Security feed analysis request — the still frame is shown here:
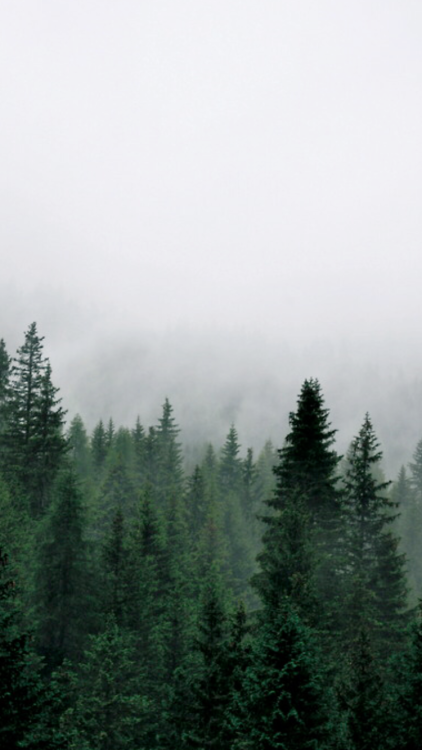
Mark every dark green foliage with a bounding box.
[2,323,67,516]
[340,629,389,750]
[273,378,341,522]
[0,549,64,749]
[91,419,108,473]
[395,606,422,750]
[58,618,147,750]
[101,508,130,625]
[0,337,10,434]
[67,414,92,483]
[34,468,91,669]
[342,414,408,659]
[152,399,184,510]
[253,488,316,619]
[220,425,243,494]
[168,577,248,750]
[258,380,342,634]
[236,598,329,750]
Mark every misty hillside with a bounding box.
[2,323,422,748]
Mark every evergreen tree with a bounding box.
[101,508,130,626]
[2,323,66,516]
[257,380,342,632]
[219,425,243,495]
[274,379,341,523]
[167,575,247,750]
[155,398,184,508]
[340,629,389,750]
[67,414,92,483]
[131,415,146,483]
[34,468,92,670]
[0,548,64,749]
[0,337,10,434]
[236,597,329,750]
[91,419,108,474]
[66,618,147,750]
[342,414,408,660]
[409,437,422,502]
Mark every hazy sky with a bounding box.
[2,2,422,463]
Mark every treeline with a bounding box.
[1,323,422,748]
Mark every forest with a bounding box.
[1,322,422,750]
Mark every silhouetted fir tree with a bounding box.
[155,398,184,508]
[67,414,92,483]
[91,419,108,474]
[219,425,243,495]
[144,426,158,486]
[254,440,277,508]
[0,337,10,435]
[30,362,68,513]
[342,414,408,661]
[274,379,341,522]
[241,447,258,518]
[2,323,66,516]
[259,380,342,634]
[0,549,64,749]
[131,415,146,483]
[105,417,115,451]
[34,468,92,670]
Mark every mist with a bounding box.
[2,1,422,476]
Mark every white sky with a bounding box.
[1,2,422,464]
[2,1,422,338]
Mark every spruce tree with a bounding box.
[237,597,329,750]
[154,398,184,509]
[67,618,147,750]
[0,548,64,749]
[341,414,408,660]
[34,468,92,670]
[257,379,342,631]
[2,324,67,516]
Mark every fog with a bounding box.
[2,2,422,474]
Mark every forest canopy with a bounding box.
[0,323,422,749]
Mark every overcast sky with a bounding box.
[2,2,422,462]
